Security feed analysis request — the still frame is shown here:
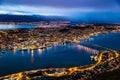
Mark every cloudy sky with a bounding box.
[0,0,120,23]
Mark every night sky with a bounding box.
[0,0,120,23]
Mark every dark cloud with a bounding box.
[1,0,120,23]
[2,0,120,9]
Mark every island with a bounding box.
[0,23,120,80]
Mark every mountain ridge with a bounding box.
[0,14,69,22]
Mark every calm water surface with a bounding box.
[0,24,33,29]
[0,25,120,76]
[0,43,96,76]
[87,32,120,50]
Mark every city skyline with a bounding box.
[0,1,120,79]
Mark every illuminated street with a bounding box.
[0,48,120,80]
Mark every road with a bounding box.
[0,50,119,79]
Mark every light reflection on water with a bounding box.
[12,45,97,64]
[0,43,95,76]
[18,44,91,62]
[38,49,43,55]
[1,27,120,76]
[0,24,15,29]
[77,45,99,54]
[31,52,34,63]
[0,24,33,29]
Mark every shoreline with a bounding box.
[0,25,120,79]
[0,50,119,79]
[0,29,120,52]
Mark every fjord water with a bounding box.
[0,25,120,76]
[0,24,33,29]
[87,32,120,50]
[0,43,96,76]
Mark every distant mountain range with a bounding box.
[0,14,69,22]
[0,14,119,25]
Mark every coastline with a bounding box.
[0,25,120,79]
[0,29,120,79]
[0,28,120,51]
[0,49,119,80]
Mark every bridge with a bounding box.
[81,42,112,50]
[76,42,114,54]
[77,44,99,54]
[0,43,119,79]
[73,41,114,56]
